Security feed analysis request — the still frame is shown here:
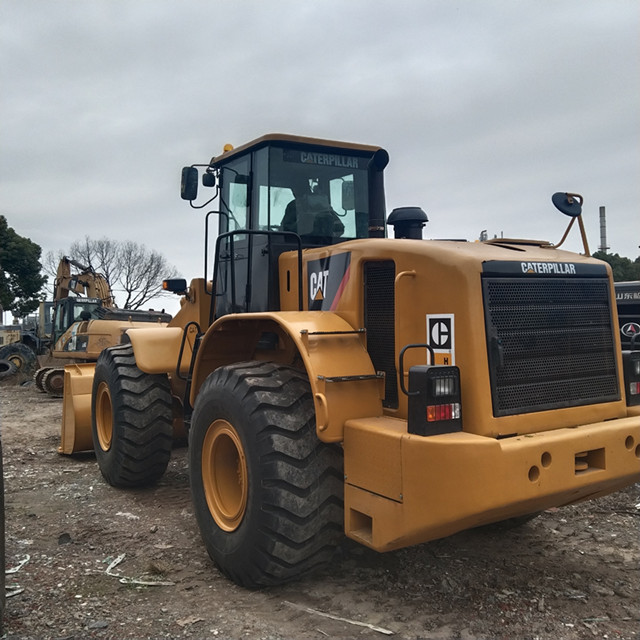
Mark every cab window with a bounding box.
[254,146,370,245]
[219,155,251,233]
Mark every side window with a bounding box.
[220,156,251,232]
[258,185,294,230]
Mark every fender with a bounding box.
[126,326,195,375]
[193,311,385,442]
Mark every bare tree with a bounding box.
[68,237,122,289]
[117,241,177,309]
[45,237,179,309]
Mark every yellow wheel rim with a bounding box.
[95,381,113,451]
[202,419,248,532]
[7,355,24,369]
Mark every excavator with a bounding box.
[34,257,170,395]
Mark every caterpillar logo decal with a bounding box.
[283,149,363,169]
[307,253,351,311]
[427,314,455,365]
[521,262,576,275]
[482,260,607,277]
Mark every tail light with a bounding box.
[407,365,463,436]
[622,350,640,406]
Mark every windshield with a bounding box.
[219,144,371,245]
[262,146,370,243]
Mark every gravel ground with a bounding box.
[1,382,639,640]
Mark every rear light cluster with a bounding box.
[427,403,461,422]
[622,351,640,406]
[407,365,463,436]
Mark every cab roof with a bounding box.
[209,133,385,167]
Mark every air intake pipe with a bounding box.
[387,206,428,239]
[367,149,390,238]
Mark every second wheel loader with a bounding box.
[35,257,171,397]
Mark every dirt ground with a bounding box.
[1,380,639,640]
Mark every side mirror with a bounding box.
[163,279,188,295]
[341,181,355,211]
[550,192,590,256]
[181,167,199,201]
[202,171,216,188]
[552,192,582,217]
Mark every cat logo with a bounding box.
[307,253,351,311]
[310,269,330,301]
[427,314,455,365]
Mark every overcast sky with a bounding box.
[1,1,638,312]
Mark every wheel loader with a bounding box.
[60,133,640,587]
[34,257,171,396]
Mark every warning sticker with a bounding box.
[426,314,455,365]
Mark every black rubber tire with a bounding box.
[42,368,65,397]
[34,367,53,392]
[189,361,344,587]
[0,359,18,380]
[92,344,173,488]
[0,343,37,373]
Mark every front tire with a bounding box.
[92,344,173,487]
[34,367,52,392]
[190,361,344,587]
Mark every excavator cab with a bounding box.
[51,297,102,345]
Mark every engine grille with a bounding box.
[483,277,620,416]
[364,261,397,408]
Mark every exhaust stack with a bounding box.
[599,206,609,253]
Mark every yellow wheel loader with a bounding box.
[61,134,640,587]
[35,257,171,397]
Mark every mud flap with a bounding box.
[58,363,96,454]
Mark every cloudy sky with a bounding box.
[1,1,638,311]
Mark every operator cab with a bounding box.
[52,297,102,344]
[181,134,389,317]
[216,137,386,247]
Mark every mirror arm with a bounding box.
[577,215,591,256]
[552,216,576,250]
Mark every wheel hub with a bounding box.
[95,381,113,451]
[202,419,248,532]
[7,354,24,369]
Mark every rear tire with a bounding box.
[0,343,36,374]
[190,361,344,587]
[92,344,173,487]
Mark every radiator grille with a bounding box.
[483,277,619,416]
[364,261,397,408]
